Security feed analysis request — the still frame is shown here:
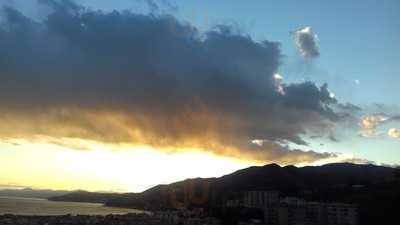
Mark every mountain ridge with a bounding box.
[48,162,398,210]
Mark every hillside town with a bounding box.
[237,191,358,225]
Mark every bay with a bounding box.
[0,196,144,215]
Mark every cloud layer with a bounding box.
[0,0,341,164]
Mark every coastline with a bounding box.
[0,196,146,216]
[0,214,169,225]
[0,196,47,201]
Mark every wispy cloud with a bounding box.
[293,26,320,59]
[360,113,389,137]
[360,113,400,138]
[388,128,400,138]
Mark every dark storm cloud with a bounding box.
[293,26,320,59]
[0,0,340,164]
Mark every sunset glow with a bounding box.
[0,0,399,194]
[0,142,253,192]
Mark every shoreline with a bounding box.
[0,214,169,225]
[0,196,146,216]
[0,196,47,201]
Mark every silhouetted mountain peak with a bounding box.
[263,163,281,168]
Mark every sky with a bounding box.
[0,0,399,192]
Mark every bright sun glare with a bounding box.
[0,142,253,192]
